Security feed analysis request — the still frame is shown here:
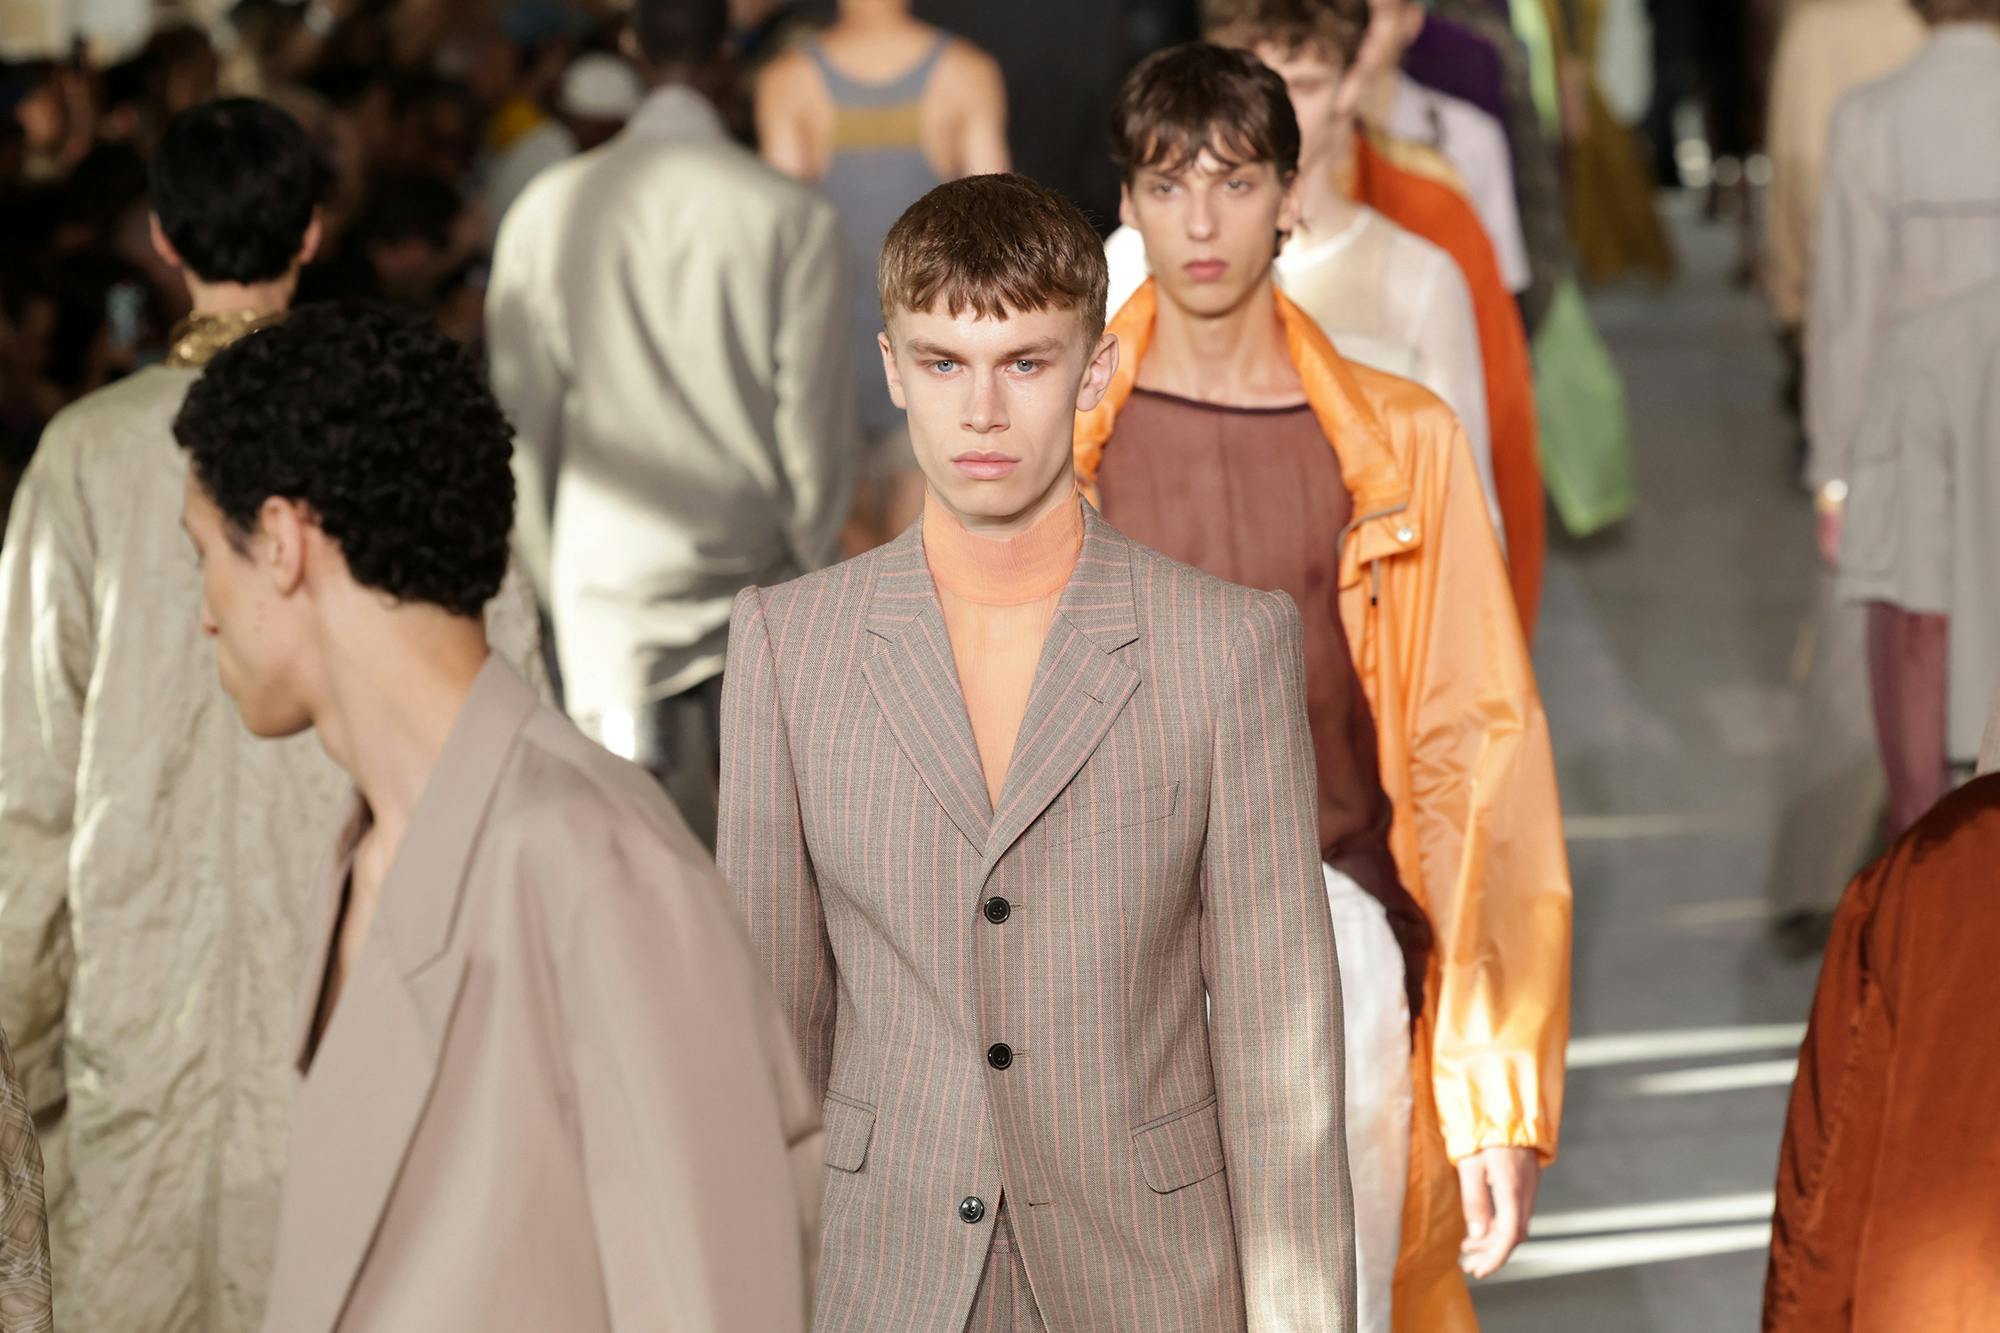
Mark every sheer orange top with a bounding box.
[921,492,1085,806]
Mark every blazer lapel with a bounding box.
[277,948,468,1332]
[270,658,540,1332]
[978,509,1142,885]
[861,523,993,851]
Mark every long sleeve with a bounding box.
[1409,257,1501,541]
[1805,97,1892,493]
[1762,849,1897,1331]
[1200,590,1356,1333]
[1836,347,1949,614]
[0,453,90,1126]
[718,588,838,1099]
[771,200,858,575]
[553,827,823,1332]
[1404,423,1572,1165]
[487,190,567,608]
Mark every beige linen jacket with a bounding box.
[0,359,545,1333]
[1761,0,1923,329]
[260,658,822,1332]
[488,84,856,725]
[1838,278,2000,764]
[1806,24,2000,493]
[720,509,1356,1332]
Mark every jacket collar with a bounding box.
[622,84,729,144]
[274,655,539,1333]
[1074,278,1412,528]
[862,504,1141,885]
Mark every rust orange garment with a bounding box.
[1079,282,1572,1333]
[1357,130,1546,633]
[1764,774,2000,1332]
[920,492,1084,805]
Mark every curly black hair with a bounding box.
[173,301,515,618]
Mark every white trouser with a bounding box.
[1325,864,1413,1333]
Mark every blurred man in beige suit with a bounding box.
[488,0,857,849]
[720,175,1355,1332]
[175,303,822,1333]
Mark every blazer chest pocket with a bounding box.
[1133,1094,1226,1194]
[823,1092,877,1173]
[1057,781,1179,844]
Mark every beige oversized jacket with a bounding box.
[0,359,545,1332]
[1760,0,1922,330]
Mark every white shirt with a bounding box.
[1386,73,1532,296]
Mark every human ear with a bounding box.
[879,331,907,410]
[257,497,310,597]
[1074,333,1120,413]
[149,213,183,271]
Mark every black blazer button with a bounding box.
[983,897,1011,924]
[987,1043,1014,1070]
[959,1196,986,1224]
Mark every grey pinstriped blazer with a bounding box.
[719,506,1356,1332]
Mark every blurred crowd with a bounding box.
[0,0,773,522]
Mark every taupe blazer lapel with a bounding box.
[861,523,993,851]
[273,659,539,1332]
[978,508,1141,885]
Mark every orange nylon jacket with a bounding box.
[1357,130,1547,637]
[1078,282,1573,1332]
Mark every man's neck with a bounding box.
[1138,274,1302,407]
[1356,69,1401,132]
[838,0,913,21]
[311,610,492,882]
[929,474,1078,541]
[645,66,727,105]
[186,273,296,318]
[1293,138,1361,244]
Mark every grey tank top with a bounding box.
[806,33,950,438]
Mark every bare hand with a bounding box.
[1457,1147,1541,1279]
[1815,506,1844,569]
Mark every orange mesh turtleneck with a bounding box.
[922,491,1084,805]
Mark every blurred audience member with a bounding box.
[299,168,475,308]
[489,0,856,849]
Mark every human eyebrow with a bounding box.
[905,340,966,361]
[999,339,1065,361]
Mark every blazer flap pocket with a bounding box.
[1063,781,1179,843]
[823,1092,877,1173]
[1133,1094,1226,1194]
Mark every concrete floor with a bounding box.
[1469,199,1846,1331]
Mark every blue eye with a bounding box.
[930,359,958,374]
[1013,360,1040,374]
